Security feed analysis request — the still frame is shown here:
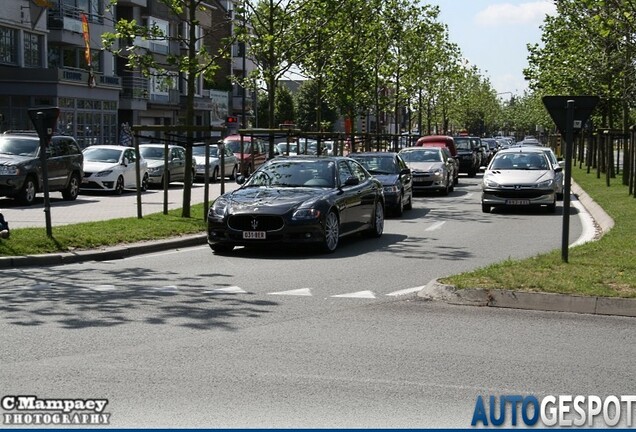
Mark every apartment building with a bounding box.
[0,0,255,146]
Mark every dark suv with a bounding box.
[0,132,83,205]
[453,136,480,177]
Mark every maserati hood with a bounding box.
[221,187,327,215]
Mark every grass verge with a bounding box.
[440,165,636,298]
[0,204,207,257]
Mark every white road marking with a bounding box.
[268,288,312,296]
[425,221,445,231]
[331,290,376,299]
[386,286,425,296]
[158,285,178,292]
[207,286,247,294]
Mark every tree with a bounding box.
[295,79,338,131]
[103,0,233,218]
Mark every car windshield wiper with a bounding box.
[367,169,392,174]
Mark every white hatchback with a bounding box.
[82,145,149,194]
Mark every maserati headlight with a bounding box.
[292,208,321,220]
[209,199,228,220]
[536,179,554,188]
[383,185,399,193]
[0,165,19,176]
[96,170,113,177]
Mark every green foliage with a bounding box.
[524,0,636,129]
[295,79,338,131]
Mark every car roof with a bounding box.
[83,145,130,151]
[349,152,398,157]
[139,143,185,149]
[400,146,442,151]
[271,155,345,162]
[496,147,546,155]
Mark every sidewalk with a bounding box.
[417,182,636,318]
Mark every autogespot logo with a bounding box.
[471,395,636,427]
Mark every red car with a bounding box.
[223,135,267,175]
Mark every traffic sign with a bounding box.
[542,96,599,138]
[28,106,60,146]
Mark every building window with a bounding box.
[24,33,42,67]
[0,26,17,66]
[51,46,101,71]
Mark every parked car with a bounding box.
[0,132,83,205]
[192,143,238,182]
[399,147,455,195]
[481,147,559,213]
[139,143,195,187]
[453,136,480,177]
[82,145,148,194]
[349,152,413,216]
[224,134,267,175]
[207,156,385,254]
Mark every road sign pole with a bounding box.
[542,95,599,264]
[562,100,575,263]
[36,112,53,238]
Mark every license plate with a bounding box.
[413,177,427,183]
[506,199,530,205]
[243,231,266,239]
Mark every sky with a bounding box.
[425,0,557,97]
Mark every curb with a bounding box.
[417,181,631,317]
[417,279,636,318]
[0,234,208,269]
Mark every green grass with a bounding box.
[440,165,636,298]
[0,204,207,257]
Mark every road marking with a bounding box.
[425,221,445,231]
[158,285,178,292]
[386,286,425,296]
[207,286,247,294]
[268,288,312,296]
[331,290,376,299]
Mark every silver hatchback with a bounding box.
[481,147,560,213]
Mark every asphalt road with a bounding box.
[3,175,624,428]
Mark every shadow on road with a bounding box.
[0,265,279,331]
